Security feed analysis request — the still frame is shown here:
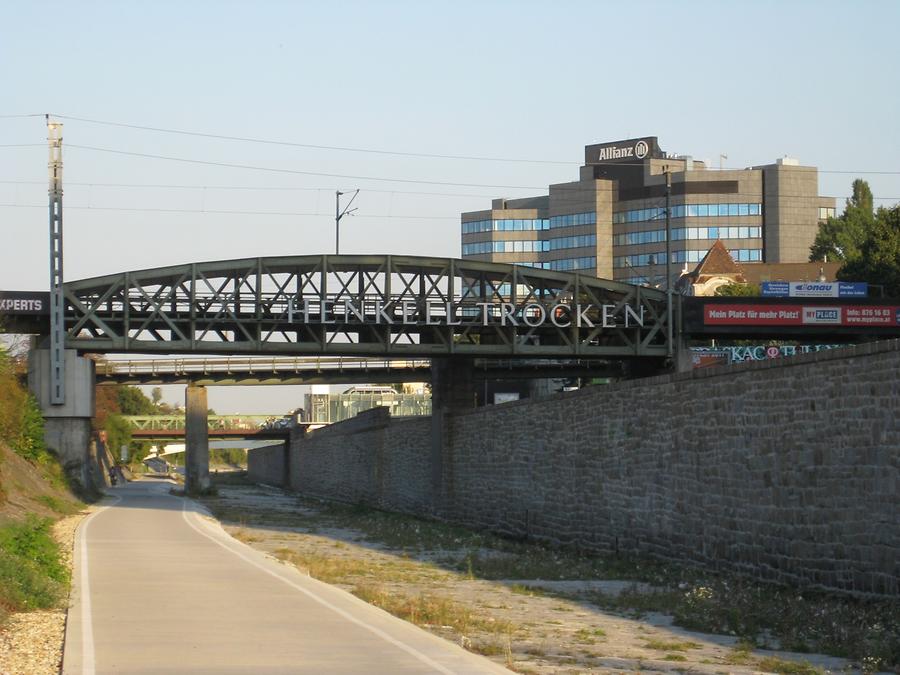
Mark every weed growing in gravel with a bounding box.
[0,515,66,620]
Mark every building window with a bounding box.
[612,203,762,224]
[548,212,597,230]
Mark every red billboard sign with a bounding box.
[703,304,900,327]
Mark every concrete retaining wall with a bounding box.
[251,339,900,595]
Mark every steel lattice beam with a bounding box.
[62,255,671,359]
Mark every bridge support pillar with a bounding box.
[429,357,475,511]
[184,384,210,494]
[28,347,96,490]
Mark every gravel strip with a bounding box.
[0,511,87,675]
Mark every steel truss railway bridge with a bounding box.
[59,254,672,363]
[6,254,899,493]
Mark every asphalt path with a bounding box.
[63,480,510,674]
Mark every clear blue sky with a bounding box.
[2,0,898,412]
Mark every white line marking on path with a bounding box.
[179,499,458,675]
[76,494,120,675]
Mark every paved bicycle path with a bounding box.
[63,480,509,674]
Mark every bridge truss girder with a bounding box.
[63,255,671,359]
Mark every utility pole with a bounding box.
[47,116,65,404]
[665,169,673,360]
[334,189,359,254]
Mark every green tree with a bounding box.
[104,414,132,460]
[151,387,163,406]
[810,179,873,263]
[838,205,900,298]
[714,282,760,297]
[116,387,156,415]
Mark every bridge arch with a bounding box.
[62,254,671,359]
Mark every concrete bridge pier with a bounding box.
[184,383,211,494]
[27,347,96,489]
[429,357,476,511]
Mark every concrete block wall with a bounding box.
[252,339,900,596]
[290,409,433,512]
[247,443,288,486]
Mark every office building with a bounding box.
[460,136,836,286]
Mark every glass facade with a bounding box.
[462,240,548,256]
[548,212,597,229]
[548,234,596,251]
[613,226,761,246]
[304,389,431,425]
[462,218,549,234]
[615,248,763,268]
[549,256,596,271]
[612,203,762,224]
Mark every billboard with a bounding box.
[760,281,868,298]
[0,290,50,316]
[703,304,900,327]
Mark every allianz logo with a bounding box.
[598,140,649,162]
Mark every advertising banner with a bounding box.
[0,290,50,315]
[760,281,868,298]
[703,303,900,327]
[692,344,847,365]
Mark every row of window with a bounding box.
[462,240,549,255]
[548,233,596,251]
[549,256,596,271]
[462,232,600,257]
[612,203,762,224]
[613,226,762,246]
[614,248,763,268]
[818,206,836,220]
[548,211,597,229]
[461,211,601,235]
[461,218,549,234]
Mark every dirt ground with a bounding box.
[199,482,861,675]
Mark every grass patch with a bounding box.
[643,638,701,651]
[510,584,545,597]
[757,656,824,675]
[574,627,607,644]
[664,653,688,661]
[36,494,82,515]
[0,515,66,620]
[353,582,514,637]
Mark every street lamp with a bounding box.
[335,189,359,254]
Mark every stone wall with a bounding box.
[247,443,288,486]
[251,339,900,596]
[291,408,433,513]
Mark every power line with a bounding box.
[0,144,44,148]
[65,144,551,190]
[0,203,459,220]
[0,179,498,199]
[44,114,900,175]
[2,180,896,203]
[0,113,44,119]
[51,114,577,165]
[58,144,900,194]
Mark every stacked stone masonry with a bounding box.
[249,340,900,596]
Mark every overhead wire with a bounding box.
[0,203,459,220]
[50,114,578,165]
[43,113,900,175]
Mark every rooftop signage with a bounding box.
[586,136,661,165]
[761,281,868,298]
